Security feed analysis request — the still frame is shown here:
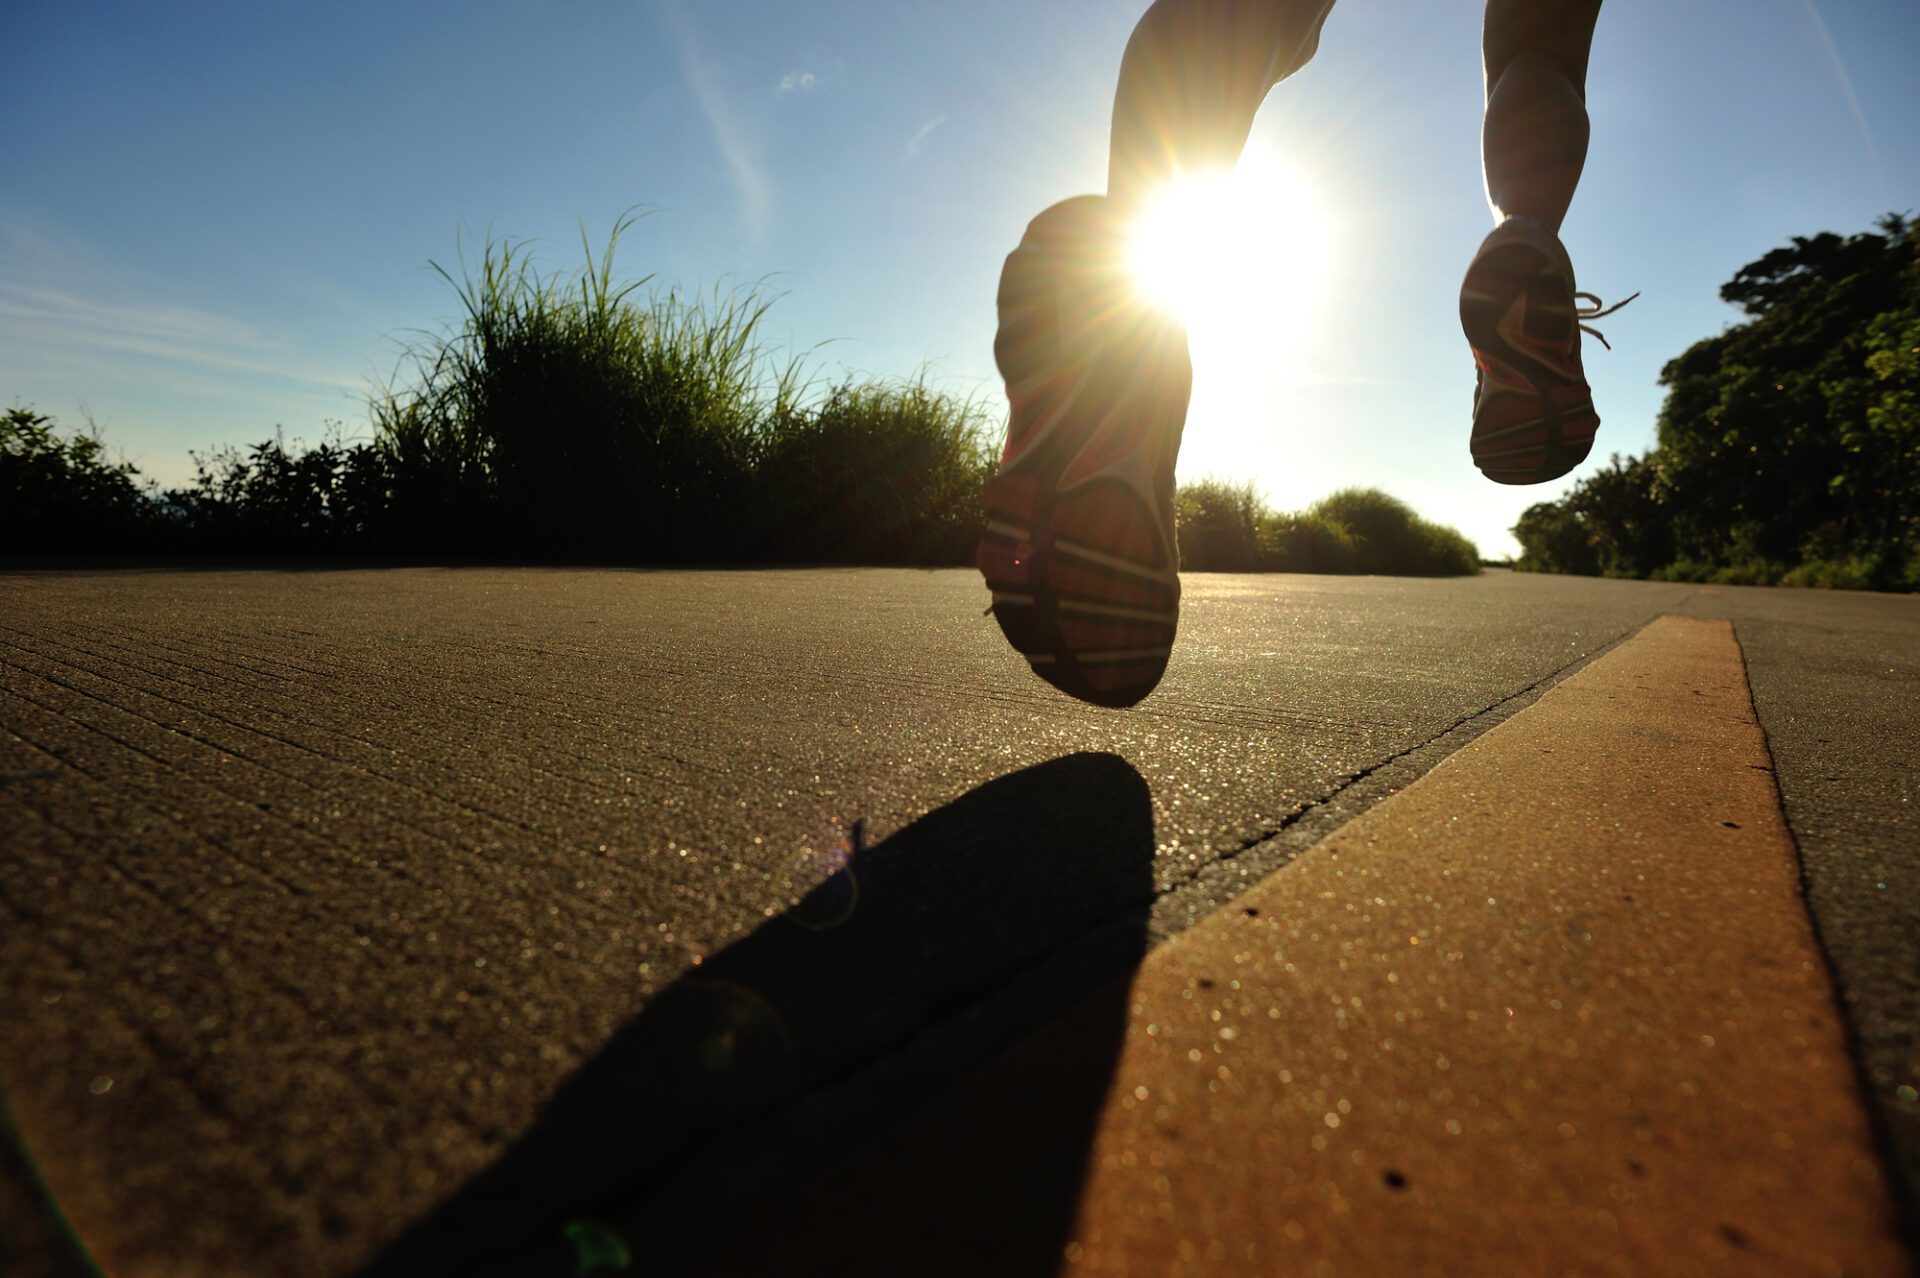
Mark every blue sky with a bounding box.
[4,0,1916,556]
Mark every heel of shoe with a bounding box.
[1462,237,1597,484]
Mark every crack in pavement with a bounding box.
[1733,622,1920,1251]
[1151,616,1658,935]
[471,617,1666,1276]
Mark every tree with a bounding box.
[1514,214,1919,590]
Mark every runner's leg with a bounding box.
[1480,0,1602,230]
[1107,0,1339,206]
[1461,0,1625,486]
[979,0,1341,705]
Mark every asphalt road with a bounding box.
[0,566,1913,1276]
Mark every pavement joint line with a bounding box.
[0,657,647,930]
[692,615,1909,1276]
[0,682,454,914]
[1058,614,1908,1275]
[1731,620,1920,1252]
[3,621,793,838]
[1148,615,1659,934]
[484,617,1670,1273]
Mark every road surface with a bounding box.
[0,566,1913,1275]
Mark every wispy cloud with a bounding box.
[905,113,948,161]
[1798,0,1885,200]
[655,0,771,242]
[778,70,817,95]
[0,279,358,392]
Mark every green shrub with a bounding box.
[1173,480,1477,576]
[752,376,997,564]
[1,406,157,552]
[1260,511,1359,574]
[1708,560,1782,587]
[1778,557,1879,590]
[1649,556,1783,586]
[1176,478,1268,570]
[160,430,390,553]
[1307,487,1481,576]
[1416,522,1485,577]
[1649,558,1709,583]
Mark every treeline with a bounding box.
[4,402,1481,576]
[4,214,1481,573]
[3,216,996,564]
[1514,214,1919,591]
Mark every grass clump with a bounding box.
[366,212,998,561]
[1176,478,1479,576]
[1175,478,1269,571]
[754,376,996,564]
[376,215,776,558]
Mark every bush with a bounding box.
[1176,478,1268,571]
[1309,488,1481,577]
[160,430,391,554]
[1778,556,1884,590]
[1261,511,1359,574]
[1,406,156,552]
[1174,479,1478,577]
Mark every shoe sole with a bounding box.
[978,466,1179,710]
[978,197,1187,708]
[1461,240,1598,486]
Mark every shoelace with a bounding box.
[1576,290,1640,350]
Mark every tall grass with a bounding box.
[753,376,997,564]
[367,212,996,561]
[1174,478,1269,571]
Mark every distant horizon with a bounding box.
[6,0,1917,556]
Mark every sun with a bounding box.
[1123,152,1336,480]
[1126,155,1334,352]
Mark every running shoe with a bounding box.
[1460,215,1635,484]
[977,195,1192,708]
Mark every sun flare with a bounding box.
[1127,157,1334,347]
[1124,153,1336,476]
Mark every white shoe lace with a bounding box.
[1576,290,1640,350]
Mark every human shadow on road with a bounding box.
[364,751,1156,1278]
